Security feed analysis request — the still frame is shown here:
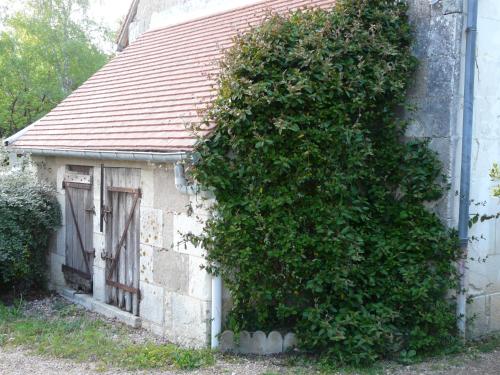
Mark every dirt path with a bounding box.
[0,346,283,375]
[1,346,500,375]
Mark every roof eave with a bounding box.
[7,147,190,163]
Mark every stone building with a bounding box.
[5,0,500,346]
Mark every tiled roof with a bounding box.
[10,0,336,152]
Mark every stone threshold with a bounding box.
[59,287,141,328]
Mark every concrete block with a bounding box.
[140,207,163,247]
[427,53,455,95]
[141,320,164,336]
[140,282,165,326]
[168,293,210,348]
[189,194,214,219]
[92,298,141,328]
[188,256,211,301]
[140,244,154,283]
[441,0,462,14]
[428,138,451,174]
[222,330,293,355]
[173,213,205,256]
[92,266,106,302]
[163,291,173,332]
[219,330,235,352]
[154,167,190,212]
[162,211,174,250]
[153,249,189,293]
[267,331,283,354]
[238,331,252,354]
[140,168,155,207]
[251,331,267,355]
[283,333,297,352]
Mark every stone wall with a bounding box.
[128,0,257,44]
[406,0,464,222]
[35,156,215,348]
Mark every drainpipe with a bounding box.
[210,275,222,349]
[174,163,222,349]
[174,163,199,195]
[3,122,38,146]
[457,0,478,339]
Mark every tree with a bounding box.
[0,0,110,138]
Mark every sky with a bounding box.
[88,0,132,33]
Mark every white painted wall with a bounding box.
[461,0,500,336]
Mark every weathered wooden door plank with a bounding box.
[63,168,94,292]
[104,167,141,315]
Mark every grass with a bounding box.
[2,298,500,374]
[0,300,214,371]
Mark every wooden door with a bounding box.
[62,167,94,292]
[102,167,141,315]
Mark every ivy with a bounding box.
[190,0,461,364]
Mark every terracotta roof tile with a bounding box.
[11,0,336,152]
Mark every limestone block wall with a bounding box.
[461,0,500,337]
[406,0,464,222]
[127,0,260,44]
[35,156,216,348]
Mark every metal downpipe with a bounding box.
[457,0,479,339]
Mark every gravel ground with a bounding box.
[1,347,500,375]
[0,347,288,375]
[1,296,500,375]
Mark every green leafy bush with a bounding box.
[0,148,61,292]
[190,0,461,364]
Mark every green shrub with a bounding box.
[0,147,61,292]
[190,0,461,364]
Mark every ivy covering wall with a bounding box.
[190,0,461,364]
